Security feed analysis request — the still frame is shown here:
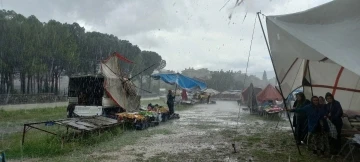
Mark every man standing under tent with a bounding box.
[167,90,176,115]
[325,92,343,155]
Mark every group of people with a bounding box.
[289,92,343,157]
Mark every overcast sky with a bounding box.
[1,0,330,74]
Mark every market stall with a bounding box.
[151,73,207,107]
[256,84,283,116]
[241,83,262,113]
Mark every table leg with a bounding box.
[332,140,350,160]
[344,143,355,162]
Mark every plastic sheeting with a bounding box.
[101,53,140,112]
[151,73,207,91]
[266,0,360,115]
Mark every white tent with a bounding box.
[266,0,360,115]
[101,53,140,112]
[203,88,220,95]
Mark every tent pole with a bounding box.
[307,61,314,96]
[256,11,301,155]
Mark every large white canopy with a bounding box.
[266,0,360,115]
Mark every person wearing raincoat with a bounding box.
[167,90,176,115]
[289,96,330,156]
[292,92,311,145]
[325,92,343,154]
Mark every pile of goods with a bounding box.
[263,105,283,114]
[116,104,175,130]
[116,112,146,121]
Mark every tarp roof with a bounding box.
[256,84,282,103]
[151,73,207,91]
[266,0,360,115]
[101,53,140,112]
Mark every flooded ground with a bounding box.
[85,101,325,162]
[5,101,344,162]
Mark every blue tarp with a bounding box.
[151,73,207,91]
[287,88,303,101]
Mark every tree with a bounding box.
[137,51,162,95]
[0,10,164,95]
[262,70,268,81]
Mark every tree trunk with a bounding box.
[140,74,143,96]
[20,72,26,94]
[9,72,14,93]
[0,72,4,93]
[54,72,59,95]
[51,72,55,93]
[27,74,31,94]
[37,73,40,93]
[44,74,49,93]
[148,76,152,91]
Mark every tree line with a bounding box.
[0,10,163,95]
[181,68,276,92]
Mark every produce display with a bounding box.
[263,105,283,113]
[116,112,145,121]
[115,104,178,130]
[139,111,156,117]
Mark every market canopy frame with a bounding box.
[266,0,360,115]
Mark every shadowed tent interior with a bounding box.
[68,75,104,106]
[266,0,360,116]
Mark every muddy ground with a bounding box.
[7,101,348,162]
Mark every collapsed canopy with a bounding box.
[101,53,140,112]
[266,0,360,115]
[151,73,207,91]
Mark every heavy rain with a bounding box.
[0,0,360,162]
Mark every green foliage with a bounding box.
[0,10,163,94]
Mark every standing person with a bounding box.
[167,90,176,115]
[289,96,330,156]
[325,92,343,154]
[292,92,311,145]
[319,96,326,105]
[207,94,211,104]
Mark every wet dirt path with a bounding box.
[96,101,292,162]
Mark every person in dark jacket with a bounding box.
[292,92,311,145]
[319,96,326,105]
[325,92,343,154]
[167,90,176,115]
[290,96,329,155]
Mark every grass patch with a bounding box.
[2,126,173,161]
[0,107,66,124]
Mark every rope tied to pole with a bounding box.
[256,11,302,155]
[232,14,257,153]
